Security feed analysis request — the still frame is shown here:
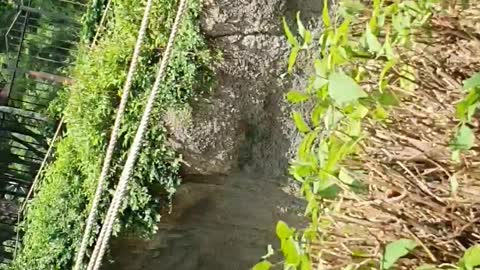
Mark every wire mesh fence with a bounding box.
[0,0,87,266]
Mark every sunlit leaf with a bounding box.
[311,103,328,127]
[301,255,312,270]
[276,221,293,240]
[288,47,300,73]
[314,58,328,77]
[341,0,366,15]
[383,32,395,59]
[334,18,351,45]
[286,90,309,104]
[348,119,361,137]
[252,260,272,270]
[299,131,318,161]
[462,245,480,270]
[379,59,397,92]
[313,76,328,90]
[284,238,301,266]
[373,105,389,121]
[451,150,461,163]
[378,92,400,106]
[324,106,344,128]
[382,239,418,270]
[283,17,299,47]
[365,24,382,54]
[304,30,313,46]
[328,72,367,105]
[455,90,479,122]
[451,125,475,151]
[293,111,311,133]
[322,0,331,27]
[296,12,306,39]
[350,104,369,119]
[463,73,480,91]
[338,167,355,185]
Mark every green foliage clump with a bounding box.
[10,0,212,269]
[81,0,108,42]
[255,0,440,269]
[451,72,480,161]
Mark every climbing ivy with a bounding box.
[10,0,212,269]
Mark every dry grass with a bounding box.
[310,2,480,269]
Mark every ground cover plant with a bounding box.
[254,0,480,269]
[9,0,212,268]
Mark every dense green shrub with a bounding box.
[10,0,212,268]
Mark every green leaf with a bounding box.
[298,131,318,161]
[452,125,475,151]
[455,90,479,121]
[350,104,369,119]
[378,92,400,106]
[462,245,480,270]
[369,0,381,31]
[338,167,355,185]
[451,149,461,163]
[365,24,382,54]
[383,32,395,59]
[373,105,389,121]
[314,58,328,77]
[283,17,299,47]
[313,76,328,90]
[379,59,397,92]
[324,106,344,128]
[301,255,312,270]
[317,183,341,199]
[296,12,306,39]
[311,103,328,127]
[284,238,301,266]
[463,73,480,91]
[288,47,300,74]
[252,260,272,270]
[328,71,367,105]
[382,239,418,270]
[348,119,361,137]
[322,0,331,28]
[341,0,365,15]
[276,221,293,239]
[286,90,309,104]
[293,112,311,133]
[304,30,313,46]
[334,18,351,45]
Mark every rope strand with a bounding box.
[73,0,154,269]
[86,0,189,269]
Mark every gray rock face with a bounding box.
[108,175,303,270]
[107,1,321,269]
[167,0,323,177]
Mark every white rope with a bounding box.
[72,0,154,269]
[86,0,189,269]
[90,0,113,49]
